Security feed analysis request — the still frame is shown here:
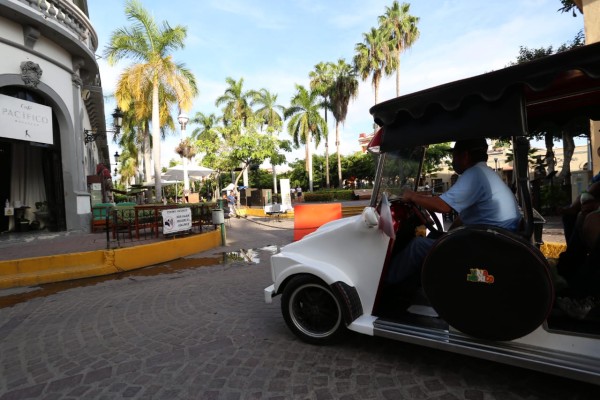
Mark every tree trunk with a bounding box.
[558,131,575,183]
[325,141,330,189]
[307,133,313,192]
[152,81,162,202]
[396,56,401,97]
[272,163,277,194]
[544,133,556,180]
[336,121,342,189]
[304,143,310,173]
[143,123,152,184]
[324,109,330,188]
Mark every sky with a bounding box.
[87,0,585,169]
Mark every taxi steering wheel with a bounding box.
[407,202,444,235]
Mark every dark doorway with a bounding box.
[0,87,65,231]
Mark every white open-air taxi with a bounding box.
[264,42,600,385]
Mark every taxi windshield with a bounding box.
[374,146,426,204]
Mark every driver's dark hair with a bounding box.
[469,148,489,163]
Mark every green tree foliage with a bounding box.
[342,152,377,187]
[249,88,291,193]
[557,0,581,17]
[354,27,389,105]
[329,59,360,188]
[378,1,420,97]
[509,31,586,181]
[285,152,376,190]
[105,0,198,202]
[309,62,334,188]
[423,143,452,176]
[285,85,328,192]
[215,77,253,129]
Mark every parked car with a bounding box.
[264,42,600,384]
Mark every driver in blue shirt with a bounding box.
[387,138,521,286]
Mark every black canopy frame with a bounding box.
[370,41,600,150]
[369,41,600,241]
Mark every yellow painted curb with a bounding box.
[0,229,221,289]
[242,207,295,218]
[112,229,221,271]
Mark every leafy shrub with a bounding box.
[540,185,569,214]
[304,192,334,202]
[303,190,355,202]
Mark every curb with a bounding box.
[0,229,221,289]
[0,216,567,290]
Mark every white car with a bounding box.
[265,42,600,385]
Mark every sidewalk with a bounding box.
[0,209,565,289]
[0,211,566,261]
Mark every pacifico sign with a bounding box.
[0,94,53,145]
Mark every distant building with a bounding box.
[358,132,374,153]
[357,133,593,198]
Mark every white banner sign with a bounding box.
[280,178,292,211]
[0,94,53,144]
[162,208,192,234]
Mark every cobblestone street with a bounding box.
[1,217,597,399]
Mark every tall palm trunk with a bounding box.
[544,132,556,177]
[324,110,330,188]
[396,57,401,97]
[325,141,330,189]
[558,131,575,182]
[272,164,277,194]
[152,80,162,202]
[374,74,381,105]
[307,133,313,192]
[336,121,342,188]
[143,122,152,184]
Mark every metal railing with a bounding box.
[17,0,98,52]
[97,203,217,249]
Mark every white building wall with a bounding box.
[0,1,106,232]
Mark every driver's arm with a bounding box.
[403,189,453,214]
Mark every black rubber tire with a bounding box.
[281,275,346,345]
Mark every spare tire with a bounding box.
[422,226,554,341]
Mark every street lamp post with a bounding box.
[178,112,190,202]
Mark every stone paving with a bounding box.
[2,215,595,400]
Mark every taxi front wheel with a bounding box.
[281,275,345,344]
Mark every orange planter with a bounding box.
[293,203,342,241]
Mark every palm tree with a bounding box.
[285,85,328,192]
[191,112,222,141]
[215,77,254,188]
[250,88,286,194]
[353,27,389,105]
[251,88,285,130]
[104,0,198,202]
[114,106,143,185]
[216,77,253,130]
[378,1,420,97]
[330,59,359,188]
[115,78,178,185]
[309,62,334,188]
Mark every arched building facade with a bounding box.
[0,0,110,233]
